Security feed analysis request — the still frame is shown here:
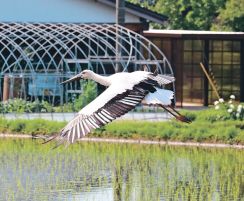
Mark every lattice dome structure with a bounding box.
[0,23,174,106]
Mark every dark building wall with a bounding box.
[145,32,244,106]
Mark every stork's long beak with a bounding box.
[60,74,82,85]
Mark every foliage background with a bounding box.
[128,0,244,31]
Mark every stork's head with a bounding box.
[61,69,94,84]
[80,70,94,79]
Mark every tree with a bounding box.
[211,0,244,31]
[128,0,226,30]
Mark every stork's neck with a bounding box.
[90,73,111,86]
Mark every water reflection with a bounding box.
[0,139,243,201]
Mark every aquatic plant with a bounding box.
[0,139,243,201]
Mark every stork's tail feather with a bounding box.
[40,128,71,149]
[41,134,59,144]
[158,104,191,123]
[174,114,192,123]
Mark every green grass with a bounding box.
[0,107,243,144]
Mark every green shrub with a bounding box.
[0,118,10,133]
[74,80,97,112]
[213,95,244,121]
[0,99,54,113]
[23,119,65,135]
[8,119,27,133]
[0,105,243,144]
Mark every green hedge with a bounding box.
[0,107,243,144]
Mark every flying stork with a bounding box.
[45,70,190,146]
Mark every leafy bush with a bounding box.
[0,99,54,113]
[0,115,243,144]
[73,80,97,112]
[0,118,65,135]
[214,95,244,121]
[0,81,97,113]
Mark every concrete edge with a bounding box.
[0,134,243,149]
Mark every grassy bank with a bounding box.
[0,107,243,145]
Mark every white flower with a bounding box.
[215,105,220,110]
[229,104,235,109]
[227,108,233,113]
[230,95,235,100]
[219,98,224,103]
[236,113,240,118]
[214,101,219,105]
[237,105,242,113]
[228,100,232,104]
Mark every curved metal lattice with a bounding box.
[0,22,174,107]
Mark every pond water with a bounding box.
[0,139,243,201]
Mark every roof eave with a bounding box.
[144,30,244,40]
[97,0,168,25]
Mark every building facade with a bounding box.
[0,0,171,106]
[144,30,244,106]
[0,0,243,106]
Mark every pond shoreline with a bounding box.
[1,133,243,149]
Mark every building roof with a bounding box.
[144,29,244,39]
[98,0,168,24]
[0,0,167,24]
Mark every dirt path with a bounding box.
[1,133,243,149]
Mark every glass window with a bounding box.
[222,65,232,77]
[211,52,222,64]
[210,65,222,77]
[211,40,222,51]
[223,41,232,51]
[233,41,240,51]
[232,52,240,64]
[193,65,203,77]
[192,40,203,51]
[182,40,205,104]
[223,52,232,64]
[184,40,192,50]
[233,65,240,78]
[222,79,232,90]
[183,52,192,64]
[232,79,240,91]
[192,78,203,89]
[192,52,203,63]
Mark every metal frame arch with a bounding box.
[115,24,173,75]
[2,23,49,73]
[24,23,76,73]
[71,24,122,72]
[37,23,107,74]
[57,23,110,73]
[61,23,117,73]
[0,32,35,74]
[90,24,163,73]
[0,22,175,106]
[108,24,164,73]
[84,24,148,71]
[81,23,137,71]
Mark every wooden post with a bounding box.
[203,40,209,106]
[115,0,125,73]
[240,40,244,102]
[199,62,220,100]
[3,75,10,101]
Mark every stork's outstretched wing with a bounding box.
[49,80,157,146]
[45,72,175,146]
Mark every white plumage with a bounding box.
[142,88,174,105]
[46,70,190,146]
